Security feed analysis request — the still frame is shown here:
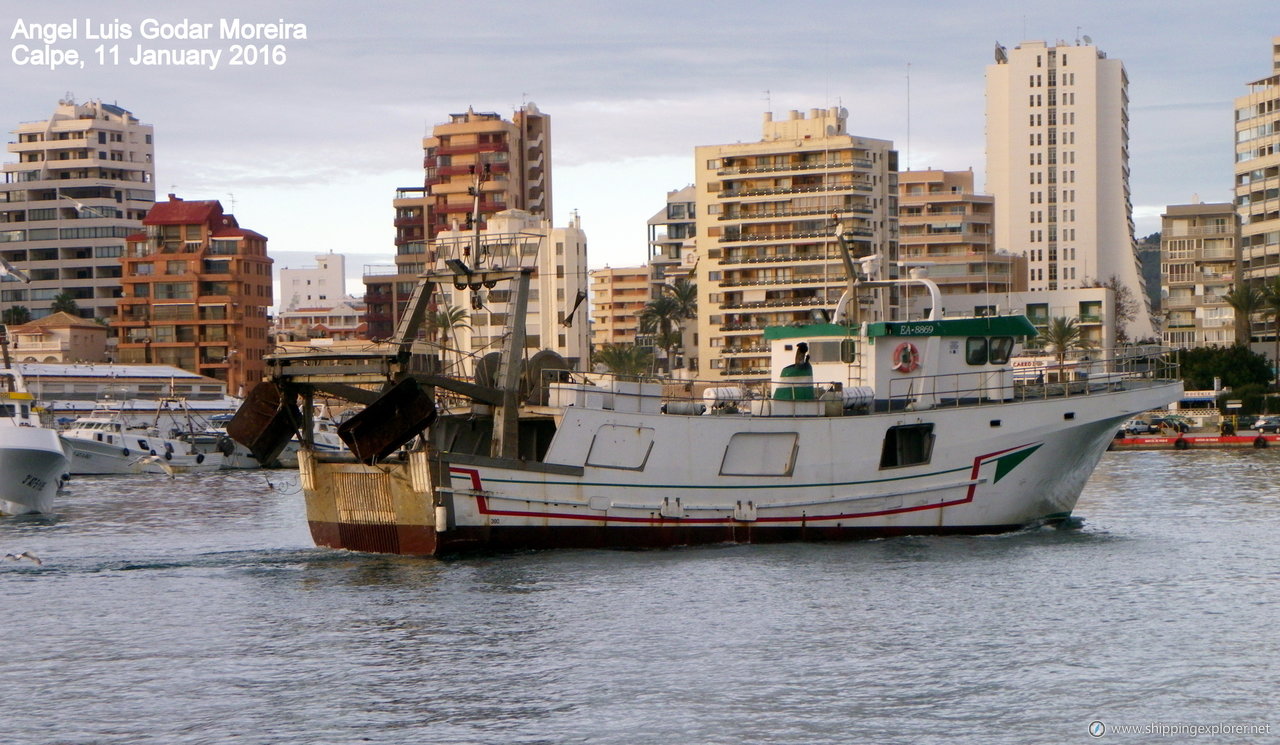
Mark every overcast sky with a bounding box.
[4,1,1273,299]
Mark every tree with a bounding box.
[592,343,653,380]
[1039,316,1094,368]
[424,304,470,345]
[1262,277,1280,382]
[50,292,79,314]
[1085,275,1138,344]
[640,294,682,374]
[1,305,31,325]
[1224,283,1265,346]
[1179,345,1273,390]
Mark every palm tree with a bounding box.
[1261,277,1280,384]
[424,305,470,345]
[1040,316,1095,371]
[592,343,653,380]
[1,305,31,326]
[1225,283,1265,347]
[50,292,78,315]
[640,294,682,373]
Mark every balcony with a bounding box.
[718,252,831,266]
[717,158,873,176]
[720,229,861,244]
[435,142,508,157]
[720,205,873,221]
[719,183,873,199]
[434,201,508,214]
[720,296,826,310]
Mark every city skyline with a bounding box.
[3,1,1272,298]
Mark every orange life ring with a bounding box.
[892,342,920,373]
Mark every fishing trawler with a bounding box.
[229,227,1182,556]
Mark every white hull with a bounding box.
[301,379,1181,554]
[64,436,223,474]
[0,427,69,515]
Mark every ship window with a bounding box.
[586,425,654,470]
[720,432,798,476]
[965,337,988,365]
[0,404,14,417]
[879,424,935,469]
[841,339,856,363]
[990,337,1014,365]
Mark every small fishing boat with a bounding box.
[61,405,223,475]
[0,367,70,515]
[229,226,1183,556]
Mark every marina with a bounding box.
[2,453,1276,744]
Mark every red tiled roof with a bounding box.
[143,197,223,226]
[211,227,267,241]
[9,311,107,332]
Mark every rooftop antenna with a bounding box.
[905,63,912,171]
[227,192,237,212]
[763,89,771,113]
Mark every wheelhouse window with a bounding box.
[879,424,935,469]
[965,337,988,365]
[990,336,1014,365]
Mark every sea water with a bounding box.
[2,451,1277,744]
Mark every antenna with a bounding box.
[1082,34,1092,45]
[905,63,911,172]
[763,89,771,112]
[227,192,237,212]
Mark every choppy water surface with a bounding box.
[3,453,1278,744]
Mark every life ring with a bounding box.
[1173,437,1189,450]
[1255,436,1268,449]
[891,342,920,373]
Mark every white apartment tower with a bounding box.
[695,108,898,379]
[986,40,1154,340]
[0,98,155,321]
[1235,36,1280,284]
[280,252,346,311]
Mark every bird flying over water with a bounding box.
[3,551,42,565]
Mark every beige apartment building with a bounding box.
[0,98,154,321]
[1161,203,1241,348]
[898,169,1026,295]
[694,107,898,379]
[1235,36,1280,285]
[986,40,1154,339]
[589,266,650,349]
[4,311,109,363]
[366,104,552,339]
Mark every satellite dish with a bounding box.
[1083,35,1092,44]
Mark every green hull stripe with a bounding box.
[993,443,1042,483]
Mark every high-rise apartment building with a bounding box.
[116,196,272,396]
[898,169,1026,295]
[365,104,551,339]
[0,98,154,321]
[1161,203,1241,348]
[647,185,697,288]
[428,209,588,373]
[694,107,898,379]
[279,252,346,312]
[589,266,651,349]
[1235,36,1280,284]
[986,40,1154,339]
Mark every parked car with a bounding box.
[1255,416,1280,433]
[1122,419,1158,436]
[1149,416,1191,433]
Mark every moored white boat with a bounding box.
[61,406,223,475]
[0,368,70,515]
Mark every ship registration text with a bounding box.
[9,18,307,70]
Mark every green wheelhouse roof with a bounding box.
[763,323,858,340]
[867,316,1038,338]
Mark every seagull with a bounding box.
[134,454,176,478]
[3,551,42,565]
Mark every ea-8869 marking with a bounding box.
[229,44,287,65]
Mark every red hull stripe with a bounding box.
[446,442,1040,526]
